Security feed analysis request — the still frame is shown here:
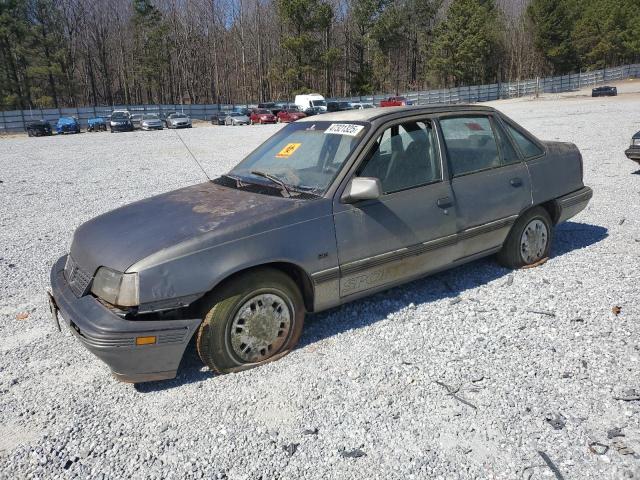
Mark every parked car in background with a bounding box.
[140,114,164,130]
[165,112,192,129]
[130,114,144,129]
[294,93,327,114]
[350,102,375,110]
[592,86,617,97]
[87,117,107,132]
[224,112,250,126]
[276,108,306,123]
[211,112,228,125]
[56,117,81,134]
[258,102,284,115]
[233,107,250,116]
[380,96,413,107]
[625,131,640,165]
[48,104,592,383]
[250,108,277,124]
[327,101,354,112]
[109,111,134,133]
[26,120,52,137]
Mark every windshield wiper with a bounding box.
[250,171,291,198]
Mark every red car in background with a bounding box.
[277,108,307,123]
[250,109,277,124]
[380,96,413,107]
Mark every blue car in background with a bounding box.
[56,117,81,134]
[87,117,107,132]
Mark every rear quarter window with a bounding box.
[505,123,544,158]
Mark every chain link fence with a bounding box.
[2,63,639,133]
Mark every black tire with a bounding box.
[196,268,305,374]
[497,206,553,269]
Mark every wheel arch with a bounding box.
[197,261,316,313]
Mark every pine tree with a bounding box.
[527,0,579,74]
[428,0,502,87]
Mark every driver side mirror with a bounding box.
[341,177,382,204]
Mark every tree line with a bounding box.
[1,0,639,110]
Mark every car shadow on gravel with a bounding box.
[136,221,607,391]
[298,221,607,349]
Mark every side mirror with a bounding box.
[341,177,382,204]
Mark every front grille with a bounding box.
[64,256,93,297]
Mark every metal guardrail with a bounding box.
[1,64,639,133]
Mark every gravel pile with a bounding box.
[0,97,639,479]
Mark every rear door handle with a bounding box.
[510,177,523,187]
[437,197,454,209]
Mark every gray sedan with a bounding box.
[224,112,250,126]
[165,113,192,129]
[49,105,592,383]
[140,114,164,130]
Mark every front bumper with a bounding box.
[170,123,191,128]
[110,124,133,132]
[625,147,640,164]
[49,255,202,383]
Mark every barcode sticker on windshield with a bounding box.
[324,123,365,136]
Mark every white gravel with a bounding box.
[1,95,639,479]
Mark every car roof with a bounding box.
[296,104,496,123]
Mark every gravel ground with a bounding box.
[0,94,639,480]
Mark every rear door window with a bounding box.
[439,116,500,177]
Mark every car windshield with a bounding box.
[111,113,128,120]
[229,112,242,117]
[255,109,271,114]
[229,121,368,194]
[143,114,159,120]
[311,100,326,107]
[169,113,185,119]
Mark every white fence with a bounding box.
[2,63,639,133]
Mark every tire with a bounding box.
[497,206,553,269]
[196,268,305,374]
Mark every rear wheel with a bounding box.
[196,268,305,374]
[497,207,553,269]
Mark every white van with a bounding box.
[294,94,327,113]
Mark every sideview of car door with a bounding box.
[437,115,533,259]
[332,118,459,298]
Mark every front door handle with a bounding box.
[437,197,454,209]
[510,177,523,187]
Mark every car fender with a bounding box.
[132,205,338,312]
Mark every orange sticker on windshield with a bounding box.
[276,143,301,158]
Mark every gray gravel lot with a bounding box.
[1,94,639,479]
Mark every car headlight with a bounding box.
[633,138,640,146]
[91,267,139,307]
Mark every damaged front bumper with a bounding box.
[49,255,202,383]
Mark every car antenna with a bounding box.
[172,129,212,182]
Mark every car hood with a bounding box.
[69,181,323,274]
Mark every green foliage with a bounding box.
[572,0,640,69]
[527,0,579,73]
[428,0,502,87]
[277,0,334,92]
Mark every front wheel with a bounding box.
[196,268,305,374]
[497,207,553,269]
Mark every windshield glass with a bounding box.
[229,121,368,194]
[143,114,159,120]
[255,109,271,114]
[169,113,185,119]
[311,100,326,107]
[111,113,128,120]
[230,112,242,117]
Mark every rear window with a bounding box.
[504,123,544,158]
